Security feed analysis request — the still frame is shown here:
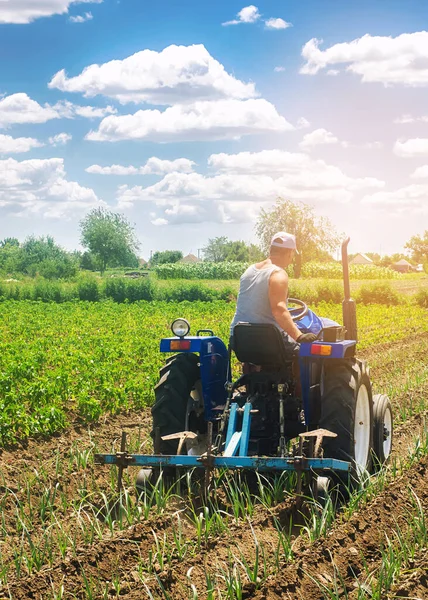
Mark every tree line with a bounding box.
[1,201,427,279]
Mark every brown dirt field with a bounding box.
[387,555,428,600]
[250,455,428,600]
[0,334,427,599]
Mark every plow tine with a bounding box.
[117,431,127,493]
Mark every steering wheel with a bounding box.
[287,298,309,322]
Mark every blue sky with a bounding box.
[1,0,428,259]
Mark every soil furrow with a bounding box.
[249,454,428,600]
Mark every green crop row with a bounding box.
[3,277,424,307]
[155,261,401,280]
[0,300,427,446]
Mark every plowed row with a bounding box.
[0,334,427,599]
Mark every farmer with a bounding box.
[230,231,318,353]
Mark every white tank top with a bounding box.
[230,264,283,335]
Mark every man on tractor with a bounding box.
[230,232,318,351]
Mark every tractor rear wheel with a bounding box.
[151,353,200,455]
[319,359,373,486]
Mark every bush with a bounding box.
[161,283,218,302]
[32,279,65,302]
[415,289,428,308]
[104,278,127,303]
[357,283,400,305]
[78,277,100,302]
[125,278,155,302]
[315,282,342,303]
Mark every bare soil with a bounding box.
[0,334,427,599]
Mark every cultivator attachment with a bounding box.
[94,401,350,495]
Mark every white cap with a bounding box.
[270,231,297,251]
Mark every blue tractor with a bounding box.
[95,240,393,499]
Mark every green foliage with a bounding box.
[256,198,341,268]
[0,301,426,445]
[124,278,155,302]
[301,262,400,280]
[155,261,248,279]
[80,208,140,274]
[357,283,400,305]
[150,250,183,266]
[160,283,217,302]
[414,288,428,308]
[78,276,100,302]
[0,236,78,279]
[79,251,100,271]
[104,278,127,303]
[405,230,428,263]
[202,237,262,263]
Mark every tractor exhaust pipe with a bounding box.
[341,238,358,341]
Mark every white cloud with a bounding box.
[410,165,428,178]
[362,184,428,213]
[116,150,384,225]
[0,93,116,128]
[296,117,310,129]
[299,128,340,149]
[0,93,59,127]
[394,114,428,124]
[301,31,428,86]
[152,217,168,226]
[49,132,72,146]
[0,134,43,154]
[327,69,340,76]
[86,157,195,175]
[49,44,256,105]
[0,0,102,24]
[86,98,293,142]
[222,5,261,26]
[69,11,92,22]
[274,66,285,72]
[56,101,117,119]
[394,138,428,157]
[0,157,102,217]
[265,18,292,30]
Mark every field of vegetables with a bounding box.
[0,297,427,599]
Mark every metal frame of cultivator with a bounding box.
[94,410,350,493]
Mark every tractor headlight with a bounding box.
[171,318,190,338]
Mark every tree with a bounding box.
[202,237,261,262]
[255,198,341,272]
[80,208,140,274]
[0,238,21,274]
[150,250,183,266]
[405,230,428,264]
[224,241,249,262]
[203,237,230,262]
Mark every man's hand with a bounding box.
[297,333,318,343]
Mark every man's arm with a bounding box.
[269,270,301,341]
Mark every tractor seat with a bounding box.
[232,323,297,367]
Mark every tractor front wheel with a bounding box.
[319,359,373,486]
[372,394,393,469]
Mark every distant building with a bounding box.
[349,253,374,266]
[179,253,201,264]
[138,258,148,267]
[391,259,414,273]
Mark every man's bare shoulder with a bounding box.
[270,268,288,286]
